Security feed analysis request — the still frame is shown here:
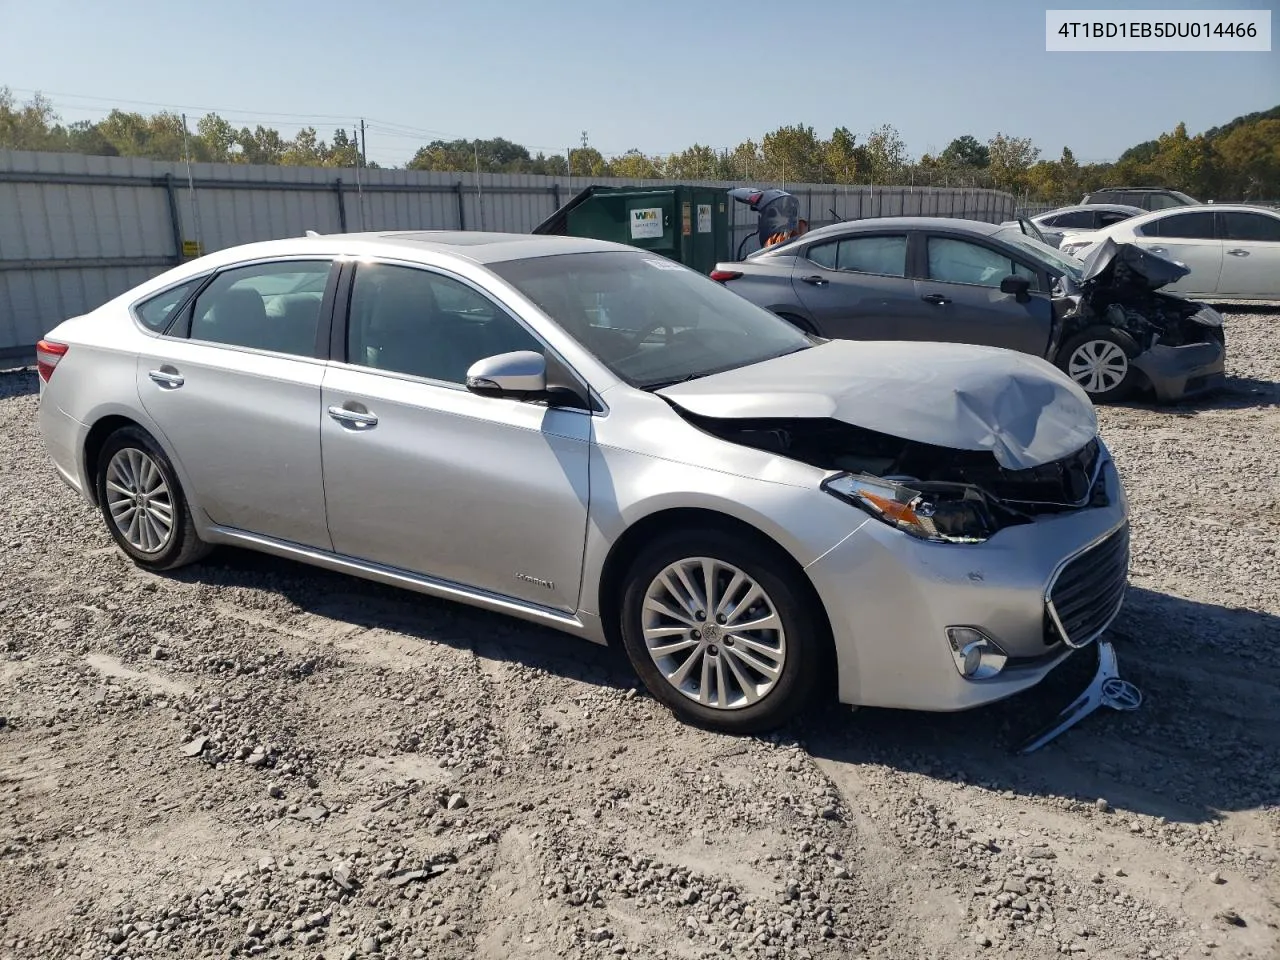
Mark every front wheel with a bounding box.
[1056,326,1141,402]
[619,528,824,733]
[95,426,211,571]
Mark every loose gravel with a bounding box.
[1,308,1277,960]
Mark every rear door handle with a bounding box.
[148,369,184,389]
[920,294,951,305]
[1227,248,1250,257]
[800,275,828,286]
[327,405,378,428]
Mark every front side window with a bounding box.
[927,237,1037,289]
[135,278,203,332]
[1143,211,1214,239]
[346,263,541,385]
[188,260,331,356]
[489,251,811,390]
[1218,211,1280,242]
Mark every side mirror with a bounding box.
[465,350,547,398]
[999,274,1032,303]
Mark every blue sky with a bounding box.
[2,0,1277,167]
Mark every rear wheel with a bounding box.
[619,528,823,733]
[1057,326,1141,402]
[95,427,211,571]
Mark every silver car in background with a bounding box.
[37,232,1130,733]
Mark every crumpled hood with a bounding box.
[1081,237,1190,289]
[658,340,1098,470]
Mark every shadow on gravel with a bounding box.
[168,546,638,693]
[1109,375,1280,413]
[801,586,1280,825]
[0,368,38,400]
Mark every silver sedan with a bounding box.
[37,232,1130,732]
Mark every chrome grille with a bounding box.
[1046,524,1130,648]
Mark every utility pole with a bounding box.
[359,118,367,167]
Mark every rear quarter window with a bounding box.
[134,278,204,333]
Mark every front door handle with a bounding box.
[1227,248,1250,257]
[327,405,378,428]
[148,369,184,389]
[1149,246,1168,255]
[920,294,951,305]
[800,275,828,286]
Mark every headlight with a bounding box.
[1190,305,1223,327]
[822,473,1017,544]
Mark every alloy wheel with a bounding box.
[641,557,787,710]
[1067,339,1129,394]
[104,447,175,554]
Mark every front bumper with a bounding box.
[807,456,1129,712]
[1132,339,1226,402]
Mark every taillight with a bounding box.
[36,340,69,383]
[710,270,742,283]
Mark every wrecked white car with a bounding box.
[39,232,1130,738]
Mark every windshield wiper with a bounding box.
[640,372,704,391]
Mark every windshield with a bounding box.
[994,227,1084,281]
[488,251,812,389]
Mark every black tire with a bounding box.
[777,312,818,336]
[95,426,211,572]
[619,528,825,734]
[1055,325,1142,402]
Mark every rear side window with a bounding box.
[188,260,332,356]
[1097,210,1133,227]
[1218,211,1280,242]
[806,236,907,276]
[1142,211,1214,239]
[1147,193,1184,210]
[135,279,202,333]
[1048,211,1092,228]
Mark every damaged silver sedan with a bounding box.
[39,232,1129,735]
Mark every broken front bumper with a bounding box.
[1132,339,1226,402]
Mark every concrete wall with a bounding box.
[0,149,1018,359]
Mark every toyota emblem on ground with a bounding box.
[1018,641,1144,755]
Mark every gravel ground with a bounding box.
[1,308,1277,960]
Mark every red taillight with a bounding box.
[36,339,68,383]
[710,270,742,283]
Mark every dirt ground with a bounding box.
[1,309,1277,960]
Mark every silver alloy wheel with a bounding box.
[104,447,175,554]
[641,557,787,710]
[1067,339,1129,394]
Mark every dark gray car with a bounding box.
[711,217,1226,402]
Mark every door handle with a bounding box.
[1149,246,1168,254]
[920,294,951,305]
[148,369,184,389]
[800,275,828,286]
[1227,248,1250,257]
[327,405,378,428]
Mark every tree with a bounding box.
[986,132,1040,193]
[662,143,728,180]
[196,113,238,162]
[864,124,907,183]
[940,134,989,169]
[0,88,64,151]
[822,126,863,183]
[609,149,660,179]
[1215,119,1280,198]
[760,124,827,182]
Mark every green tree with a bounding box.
[822,126,863,183]
[986,132,1040,193]
[1215,119,1280,198]
[940,134,989,169]
[195,113,238,162]
[609,149,660,179]
[760,124,826,182]
[0,88,64,151]
[864,124,907,183]
[662,143,728,180]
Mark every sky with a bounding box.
[2,0,1278,168]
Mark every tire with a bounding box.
[619,528,824,734]
[95,426,211,571]
[776,312,818,336]
[1056,326,1142,402]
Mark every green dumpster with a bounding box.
[532,185,730,275]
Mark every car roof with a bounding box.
[1035,203,1144,217]
[179,231,639,273]
[760,217,1004,253]
[1127,203,1280,220]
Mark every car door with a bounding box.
[1215,210,1280,299]
[788,232,922,339]
[319,260,591,613]
[135,257,336,548]
[912,234,1054,356]
[1131,210,1222,296]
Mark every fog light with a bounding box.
[946,627,1008,681]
